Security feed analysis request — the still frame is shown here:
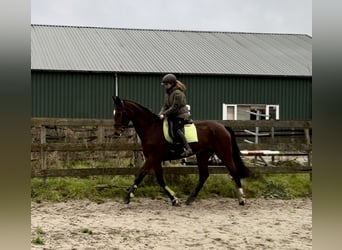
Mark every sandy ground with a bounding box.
[31,198,311,250]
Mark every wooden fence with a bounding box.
[31,118,312,178]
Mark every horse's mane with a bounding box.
[123,99,160,122]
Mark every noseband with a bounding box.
[113,101,133,137]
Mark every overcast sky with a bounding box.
[31,0,312,36]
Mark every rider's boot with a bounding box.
[176,129,193,157]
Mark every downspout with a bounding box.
[115,73,118,97]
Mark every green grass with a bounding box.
[31,173,311,202]
[31,236,44,245]
[31,226,45,245]
[245,173,312,198]
[80,227,93,235]
[35,226,45,235]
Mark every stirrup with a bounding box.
[180,148,193,157]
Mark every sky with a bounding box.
[31,0,312,36]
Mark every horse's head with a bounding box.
[112,96,131,137]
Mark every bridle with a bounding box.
[113,100,132,137]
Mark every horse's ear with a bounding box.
[112,96,122,107]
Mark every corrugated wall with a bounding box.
[119,74,312,120]
[32,72,311,120]
[182,75,312,120]
[32,71,116,118]
[117,74,164,114]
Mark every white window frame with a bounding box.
[222,104,279,120]
[222,104,237,120]
[265,105,279,120]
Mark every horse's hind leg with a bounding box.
[216,150,246,205]
[153,162,180,206]
[227,161,246,205]
[231,175,245,205]
[186,152,211,205]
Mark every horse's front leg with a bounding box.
[123,160,151,204]
[186,152,210,205]
[154,162,180,206]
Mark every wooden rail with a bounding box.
[32,165,312,178]
[31,118,312,178]
[32,117,311,128]
[31,142,311,152]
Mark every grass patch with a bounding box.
[31,172,311,202]
[32,226,45,245]
[244,173,312,199]
[80,227,93,235]
[31,236,44,245]
[35,226,45,235]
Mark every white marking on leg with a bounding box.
[165,186,175,196]
[172,197,180,206]
[237,187,245,204]
[238,188,244,197]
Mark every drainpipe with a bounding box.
[115,73,118,97]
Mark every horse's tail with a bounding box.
[225,126,250,178]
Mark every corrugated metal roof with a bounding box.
[31,25,312,76]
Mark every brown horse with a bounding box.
[112,96,250,206]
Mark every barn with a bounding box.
[31,24,312,120]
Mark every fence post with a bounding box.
[97,125,105,164]
[244,110,269,166]
[304,128,312,181]
[271,126,275,163]
[40,125,47,184]
[97,125,104,144]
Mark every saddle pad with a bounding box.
[163,119,198,143]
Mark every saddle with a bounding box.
[162,118,198,144]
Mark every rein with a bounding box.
[114,123,134,129]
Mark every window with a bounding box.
[222,104,279,120]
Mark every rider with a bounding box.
[158,73,193,157]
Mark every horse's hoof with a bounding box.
[172,198,180,206]
[239,200,245,206]
[185,196,196,205]
[123,197,131,204]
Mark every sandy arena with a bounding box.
[31,197,311,250]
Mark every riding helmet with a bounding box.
[161,73,177,85]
